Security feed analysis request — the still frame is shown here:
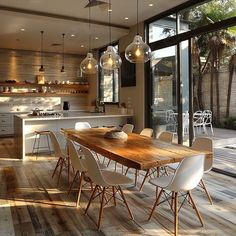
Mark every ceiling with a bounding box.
[0,0,188,55]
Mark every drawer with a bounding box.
[0,113,12,119]
[0,126,14,135]
[0,115,13,125]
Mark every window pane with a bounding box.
[149,15,176,43]
[99,43,119,103]
[179,0,236,32]
[150,46,178,137]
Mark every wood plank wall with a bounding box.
[0,48,85,83]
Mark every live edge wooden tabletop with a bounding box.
[61,128,212,170]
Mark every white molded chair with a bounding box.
[125,128,153,186]
[67,139,89,207]
[139,131,174,191]
[50,131,70,186]
[148,154,205,236]
[202,110,214,135]
[168,137,213,204]
[122,124,134,134]
[193,111,204,136]
[81,146,134,229]
[75,122,91,130]
[140,128,153,137]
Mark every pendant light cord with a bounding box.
[136,0,139,35]
[62,33,65,67]
[40,31,44,66]
[89,5,91,52]
[109,0,111,44]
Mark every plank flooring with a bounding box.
[0,153,235,236]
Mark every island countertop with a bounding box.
[15,111,132,121]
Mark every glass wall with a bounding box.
[150,46,178,137]
[146,0,236,175]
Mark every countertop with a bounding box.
[15,111,133,121]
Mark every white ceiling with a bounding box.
[0,0,188,55]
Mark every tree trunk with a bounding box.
[226,54,236,118]
[197,55,204,110]
[210,59,214,118]
[215,66,220,124]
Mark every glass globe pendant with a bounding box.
[125,34,151,63]
[100,46,122,70]
[80,52,98,74]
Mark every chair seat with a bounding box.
[167,162,179,170]
[102,170,133,186]
[35,130,51,135]
[149,175,174,189]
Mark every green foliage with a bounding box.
[223,117,236,129]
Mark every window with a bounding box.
[98,43,119,103]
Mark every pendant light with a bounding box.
[61,33,65,73]
[125,0,151,63]
[80,4,98,74]
[99,0,122,70]
[39,31,45,73]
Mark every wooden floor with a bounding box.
[0,152,235,236]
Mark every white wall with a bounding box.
[119,23,145,132]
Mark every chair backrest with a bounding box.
[167,154,205,192]
[166,110,176,123]
[80,146,108,187]
[49,131,63,157]
[193,111,204,125]
[192,137,213,172]
[67,139,87,172]
[140,128,153,137]
[122,124,134,134]
[202,110,212,124]
[157,131,174,143]
[75,122,91,130]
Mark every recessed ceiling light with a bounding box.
[81,45,84,48]
[95,37,99,40]
[124,17,129,20]
[149,3,154,7]
[108,8,112,12]
[20,28,25,31]
[71,34,75,37]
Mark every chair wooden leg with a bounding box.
[139,169,150,191]
[125,167,130,175]
[112,186,117,206]
[106,159,111,167]
[200,179,213,205]
[171,192,175,210]
[52,157,62,178]
[118,186,134,220]
[68,171,79,195]
[85,185,98,215]
[76,172,84,208]
[174,192,178,236]
[134,169,138,187]
[148,188,163,221]
[188,191,204,226]
[98,187,106,230]
[57,159,64,187]
[67,157,70,185]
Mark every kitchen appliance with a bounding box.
[63,101,70,110]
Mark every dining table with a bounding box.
[61,128,212,171]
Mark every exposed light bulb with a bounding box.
[87,61,92,69]
[135,47,141,57]
[108,56,113,65]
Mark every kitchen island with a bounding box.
[14,111,133,159]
